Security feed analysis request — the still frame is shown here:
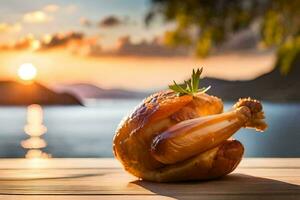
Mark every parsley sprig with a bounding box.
[169,68,211,96]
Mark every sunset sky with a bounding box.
[0,0,275,91]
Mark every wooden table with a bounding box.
[0,158,299,200]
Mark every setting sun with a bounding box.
[18,63,37,81]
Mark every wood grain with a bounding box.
[0,158,298,199]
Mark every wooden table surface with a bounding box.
[0,158,299,200]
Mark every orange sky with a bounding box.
[0,1,277,91]
[0,49,275,91]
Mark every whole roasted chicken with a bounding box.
[113,69,267,182]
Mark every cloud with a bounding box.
[35,33,177,57]
[0,31,188,58]
[70,40,102,56]
[0,31,92,52]
[99,16,122,28]
[0,35,36,50]
[0,23,22,33]
[36,32,100,56]
[23,11,53,23]
[43,4,60,12]
[78,35,188,57]
[65,4,78,14]
[113,36,188,57]
[38,32,84,50]
[79,17,92,27]
[80,16,131,28]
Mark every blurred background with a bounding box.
[0,0,299,159]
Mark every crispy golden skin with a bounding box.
[113,90,266,182]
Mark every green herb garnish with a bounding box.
[169,68,211,96]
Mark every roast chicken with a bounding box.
[113,70,267,182]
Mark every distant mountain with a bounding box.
[0,81,82,106]
[202,56,300,102]
[55,83,149,100]
[54,55,300,102]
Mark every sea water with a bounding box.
[0,99,299,158]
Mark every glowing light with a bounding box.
[21,104,51,159]
[18,63,37,81]
[25,149,51,159]
[21,137,47,149]
[24,104,47,137]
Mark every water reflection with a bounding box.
[21,104,51,159]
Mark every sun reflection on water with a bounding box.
[21,104,51,159]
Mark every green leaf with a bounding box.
[169,81,189,95]
[192,68,202,93]
[184,80,192,92]
[198,85,211,93]
[169,67,211,96]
